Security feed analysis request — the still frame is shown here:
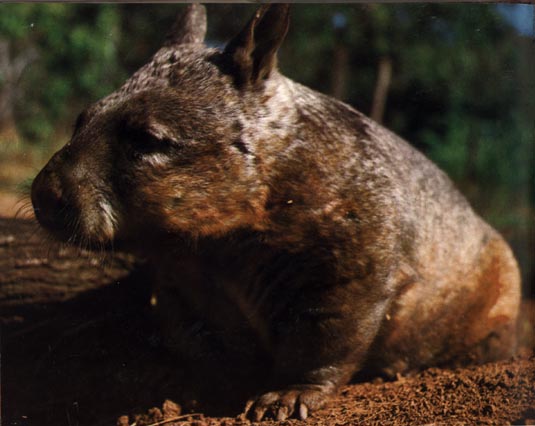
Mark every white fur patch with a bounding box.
[144,152,171,168]
[98,198,119,240]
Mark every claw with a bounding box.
[299,403,309,420]
[254,406,267,422]
[243,398,255,417]
[245,386,326,421]
[277,406,289,421]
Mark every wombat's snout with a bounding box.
[32,148,121,247]
[31,166,69,234]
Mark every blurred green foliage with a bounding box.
[0,3,533,292]
[0,4,124,140]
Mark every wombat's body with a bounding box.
[31,5,520,421]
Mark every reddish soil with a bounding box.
[128,353,535,426]
[122,302,535,426]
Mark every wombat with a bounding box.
[31,4,521,421]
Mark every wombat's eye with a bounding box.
[122,126,172,159]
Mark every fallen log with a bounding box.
[0,217,139,322]
[1,218,161,426]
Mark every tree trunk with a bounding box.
[370,56,392,124]
[0,39,38,140]
[0,217,140,326]
[1,218,162,426]
[0,217,150,362]
[330,44,349,101]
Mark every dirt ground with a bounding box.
[1,193,534,426]
[126,352,535,426]
[122,301,535,426]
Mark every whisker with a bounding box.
[108,238,116,268]
[12,194,34,219]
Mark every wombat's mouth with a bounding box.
[32,191,119,250]
[31,167,123,249]
[33,204,178,254]
[33,211,116,250]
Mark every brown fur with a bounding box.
[31,4,520,421]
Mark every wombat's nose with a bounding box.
[31,169,68,232]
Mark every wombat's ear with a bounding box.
[164,4,207,46]
[224,4,290,85]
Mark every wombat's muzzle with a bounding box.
[31,166,72,237]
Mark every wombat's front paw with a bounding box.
[244,385,332,421]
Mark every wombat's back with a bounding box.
[347,112,521,374]
[282,78,519,367]
[260,78,521,374]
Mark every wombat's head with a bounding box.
[31,5,291,247]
